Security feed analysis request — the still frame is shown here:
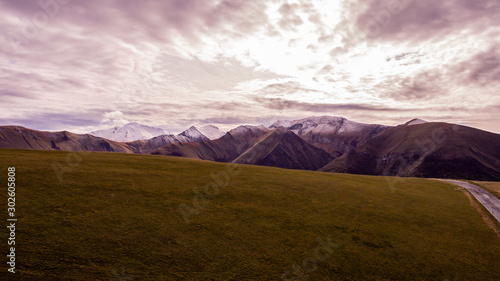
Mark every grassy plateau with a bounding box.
[0,149,499,280]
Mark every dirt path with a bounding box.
[440,179,500,224]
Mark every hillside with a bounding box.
[0,126,210,155]
[1,149,499,280]
[152,125,270,162]
[320,122,500,181]
[0,126,134,153]
[232,128,334,170]
[126,134,184,154]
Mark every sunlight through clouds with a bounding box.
[0,0,499,133]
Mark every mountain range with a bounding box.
[320,121,500,180]
[270,116,387,157]
[90,123,225,142]
[1,116,499,180]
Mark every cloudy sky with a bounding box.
[1,0,499,133]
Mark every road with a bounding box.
[440,179,500,224]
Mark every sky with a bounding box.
[1,0,499,134]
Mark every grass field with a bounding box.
[0,149,499,280]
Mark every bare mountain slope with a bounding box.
[126,134,183,154]
[232,128,333,170]
[152,125,270,162]
[320,122,500,181]
[0,126,134,153]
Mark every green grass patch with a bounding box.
[0,149,499,280]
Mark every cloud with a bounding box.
[0,90,34,100]
[253,97,406,112]
[451,44,500,87]
[0,0,499,134]
[0,110,104,131]
[355,0,500,41]
[378,70,445,101]
[278,3,304,31]
[101,111,128,126]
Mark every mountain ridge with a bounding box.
[320,122,500,181]
[2,117,499,180]
[270,116,388,156]
[89,122,225,142]
[232,128,334,170]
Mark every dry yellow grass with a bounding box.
[472,181,500,199]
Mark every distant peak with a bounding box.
[229,125,268,135]
[89,122,166,142]
[179,126,201,135]
[198,125,225,140]
[405,118,428,126]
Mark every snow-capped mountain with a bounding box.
[198,125,225,140]
[228,125,269,136]
[177,126,210,143]
[89,123,221,144]
[270,116,388,156]
[404,118,428,126]
[153,125,270,162]
[270,116,370,135]
[90,122,166,142]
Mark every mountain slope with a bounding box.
[0,125,217,155]
[126,134,183,154]
[90,122,166,142]
[232,128,333,170]
[152,125,270,162]
[320,122,500,181]
[270,116,388,156]
[0,126,134,153]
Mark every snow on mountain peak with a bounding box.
[228,125,269,135]
[90,123,166,142]
[405,118,428,126]
[178,126,209,142]
[270,116,346,129]
[270,116,371,136]
[198,125,225,140]
[179,126,202,137]
[270,120,292,128]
